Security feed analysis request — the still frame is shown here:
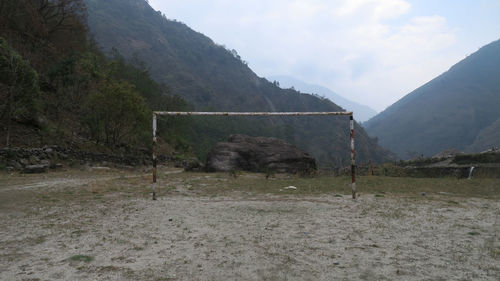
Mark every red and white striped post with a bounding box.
[152,113,157,200]
[350,114,356,199]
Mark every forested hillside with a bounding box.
[84,0,392,165]
[365,39,500,158]
[0,0,188,153]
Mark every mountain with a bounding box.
[84,0,392,165]
[466,117,500,152]
[365,39,500,159]
[268,75,378,122]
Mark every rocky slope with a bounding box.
[365,39,500,158]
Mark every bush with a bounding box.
[83,79,150,148]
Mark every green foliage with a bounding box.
[0,37,40,120]
[104,50,192,152]
[0,0,192,153]
[0,37,40,146]
[0,0,91,147]
[84,80,150,147]
[43,50,101,135]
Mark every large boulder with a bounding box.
[206,134,316,174]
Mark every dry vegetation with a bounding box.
[0,167,499,280]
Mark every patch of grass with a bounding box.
[1,169,499,214]
[70,255,94,262]
[166,172,500,200]
[468,231,480,236]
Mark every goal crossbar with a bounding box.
[154,111,352,116]
[152,111,357,200]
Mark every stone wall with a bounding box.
[0,146,153,172]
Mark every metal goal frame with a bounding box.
[152,111,356,200]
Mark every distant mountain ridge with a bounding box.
[84,0,392,164]
[365,39,500,158]
[268,75,377,122]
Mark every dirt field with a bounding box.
[0,167,499,280]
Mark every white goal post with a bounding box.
[152,111,357,200]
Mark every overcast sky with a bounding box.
[148,0,500,112]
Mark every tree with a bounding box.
[0,37,40,147]
[84,79,150,147]
[0,0,87,71]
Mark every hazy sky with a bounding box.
[148,0,500,111]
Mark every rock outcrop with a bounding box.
[206,135,316,174]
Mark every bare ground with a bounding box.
[0,168,499,280]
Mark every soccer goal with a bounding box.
[152,111,357,200]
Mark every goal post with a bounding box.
[152,111,356,200]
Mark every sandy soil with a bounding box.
[0,169,498,280]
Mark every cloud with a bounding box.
[336,0,411,20]
[148,0,459,111]
[328,13,457,110]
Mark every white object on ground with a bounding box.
[284,186,298,190]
